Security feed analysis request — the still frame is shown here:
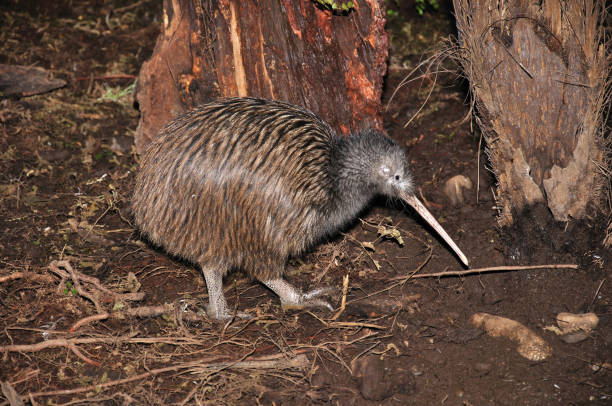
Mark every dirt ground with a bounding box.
[1,1,610,405]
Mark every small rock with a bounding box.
[556,312,598,334]
[443,175,473,206]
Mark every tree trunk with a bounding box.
[452,0,609,226]
[133,0,388,154]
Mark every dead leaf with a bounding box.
[376,225,404,246]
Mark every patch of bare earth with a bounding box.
[1,1,610,404]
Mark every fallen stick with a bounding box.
[345,294,421,315]
[25,353,308,399]
[1,381,23,406]
[68,343,100,367]
[191,353,310,371]
[0,271,55,284]
[70,303,204,331]
[0,334,208,353]
[69,313,110,332]
[0,339,105,367]
[391,264,579,280]
[27,356,220,398]
[330,274,349,321]
[329,321,386,330]
[44,261,205,333]
[306,311,386,330]
[0,337,125,353]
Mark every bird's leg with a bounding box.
[263,278,334,311]
[201,267,251,320]
[201,267,231,319]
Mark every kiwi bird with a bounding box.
[132,97,468,320]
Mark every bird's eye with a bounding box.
[395,175,400,180]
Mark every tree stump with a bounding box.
[452,0,609,226]
[133,0,388,154]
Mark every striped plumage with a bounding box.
[133,97,474,319]
[133,98,411,283]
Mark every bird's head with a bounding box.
[374,145,414,198]
[341,129,414,197]
[340,129,469,267]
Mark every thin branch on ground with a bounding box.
[308,310,386,330]
[24,353,309,400]
[0,271,55,284]
[0,334,212,354]
[347,250,433,305]
[69,313,110,332]
[393,264,579,280]
[69,303,205,331]
[330,274,349,321]
[67,343,100,366]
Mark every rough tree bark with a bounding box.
[452,0,609,226]
[133,0,388,154]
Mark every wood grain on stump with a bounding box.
[134,0,388,153]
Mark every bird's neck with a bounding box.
[326,135,377,225]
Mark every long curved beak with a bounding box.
[401,192,469,267]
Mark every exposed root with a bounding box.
[470,312,552,361]
[555,312,599,334]
[69,313,110,332]
[0,270,55,284]
[544,312,600,343]
[0,334,209,354]
[5,350,309,401]
[48,260,144,313]
[44,261,208,332]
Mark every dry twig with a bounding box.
[330,274,349,321]
[69,303,205,331]
[25,353,308,400]
[394,264,579,280]
[0,333,218,357]
[0,271,55,284]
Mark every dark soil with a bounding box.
[1,1,610,405]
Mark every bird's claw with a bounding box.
[263,278,336,313]
[281,286,335,311]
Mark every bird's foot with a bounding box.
[263,279,335,311]
[204,303,252,321]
